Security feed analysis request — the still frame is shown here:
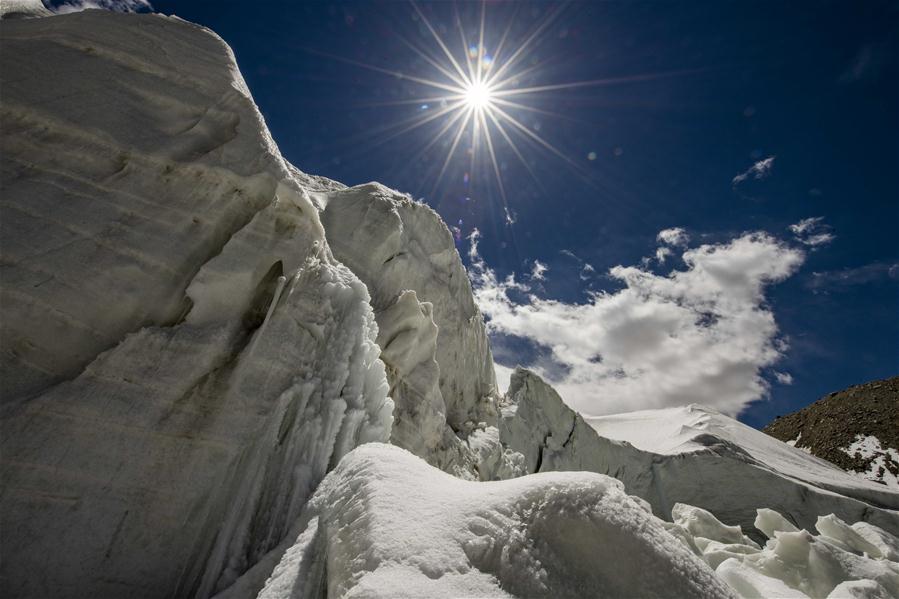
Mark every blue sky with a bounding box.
[118,0,896,427]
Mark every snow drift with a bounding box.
[251,443,737,599]
[238,444,899,599]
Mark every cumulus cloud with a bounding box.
[469,228,805,417]
[47,0,152,14]
[733,156,776,186]
[774,371,794,385]
[654,246,672,264]
[657,227,690,247]
[789,217,834,247]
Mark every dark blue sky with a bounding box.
[149,0,897,427]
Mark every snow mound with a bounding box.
[254,443,736,599]
[501,369,899,541]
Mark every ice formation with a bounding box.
[3,8,898,599]
[317,184,503,477]
[0,10,398,597]
[249,443,737,599]
[500,368,899,540]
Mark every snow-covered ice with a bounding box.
[500,368,899,540]
[3,7,898,599]
[251,443,736,599]
[0,10,392,597]
[318,184,503,478]
[664,505,899,599]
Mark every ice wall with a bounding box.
[318,184,501,477]
[0,11,394,598]
[500,369,899,541]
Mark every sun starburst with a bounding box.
[308,1,697,228]
[464,81,494,110]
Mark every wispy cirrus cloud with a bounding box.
[469,228,804,417]
[789,216,834,248]
[808,261,899,291]
[733,156,776,187]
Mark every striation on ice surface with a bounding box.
[318,183,502,477]
[500,368,899,541]
[0,10,393,598]
[254,443,736,599]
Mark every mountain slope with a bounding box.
[764,376,899,488]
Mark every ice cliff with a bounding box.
[500,369,899,542]
[2,9,898,599]
[0,10,495,598]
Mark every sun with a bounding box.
[464,81,493,110]
[312,1,664,222]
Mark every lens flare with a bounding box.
[308,1,699,221]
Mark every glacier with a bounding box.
[250,443,737,599]
[2,7,898,599]
[500,368,899,542]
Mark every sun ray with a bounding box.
[432,106,474,197]
[396,35,469,90]
[491,104,594,182]
[454,3,477,85]
[353,100,467,152]
[305,47,464,94]
[412,1,472,87]
[492,67,708,97]
[489,2,520,71]
[485,2,567,88]
[484,108,549,195]
[479,110,508,213]
[490,97,588,124]
[304,0,685,223]
[358,95,464,108]
[476,0,487,83]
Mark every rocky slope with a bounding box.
[764,376,899,488]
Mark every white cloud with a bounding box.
[530,260,548,281]
[48,0,152,14]
[733,156,776,186]
[774,371,794,385]
[559,249,596,280]
[469,229,805,417]
[657,227,689,247]
[789,217,834,247]
[808,261,899,291]
[655,246,672,264]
